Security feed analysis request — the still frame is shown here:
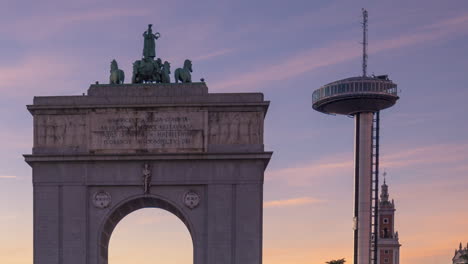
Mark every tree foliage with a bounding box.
[460,253,468,262]
[326,258,346,264]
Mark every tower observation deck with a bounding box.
[312,76,398,115]
[312,9,399,264]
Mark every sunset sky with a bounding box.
[1,0,468,263]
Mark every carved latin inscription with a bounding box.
[90,111,207,153]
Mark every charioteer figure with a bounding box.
[132,24,194,84]
[142,24,160,59]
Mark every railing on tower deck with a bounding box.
[312,77,398,104]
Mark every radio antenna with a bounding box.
[362,8,368,77]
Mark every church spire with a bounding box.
[377,172,401,264]
[380,172,389,202]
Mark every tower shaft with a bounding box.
[354,112,373,264]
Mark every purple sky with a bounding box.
[1,0,468,263]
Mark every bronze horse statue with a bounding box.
[109,59,125,84]
[161,61,171,83]
[174,59,192,83]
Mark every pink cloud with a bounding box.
[212,12,468,91]
[425,13,468,30]
[161,21,231,65]
[0,55,77,96]
[212,40,359,91]
[266,152,353,186]
[0,176,17,179]
[0,129,32,170]
[0,8,152,40]
[191,48,235,61]
[381,143,468,169]
[267,142,468,186]
[264,197,323,208]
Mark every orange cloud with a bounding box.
[264,241,352,264]
[398,210,468,263]
[0,176,16,179]
[264,197,323,208]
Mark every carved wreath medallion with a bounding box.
[93,191,112,209]
[183,191,200,209]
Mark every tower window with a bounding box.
[384,258,389,263]
[383,218,389,224]
[383,228,389,238]
[384,249,389,254]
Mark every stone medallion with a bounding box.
[183,191,200,209]
[93,191,112,209]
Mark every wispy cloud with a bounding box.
[267,142,468,186]
[213,12,468,91]
[266,153,353,186]
[0,175,17,179]
[0,55,77,96]
[382,143,468,169]
[191,48,235,61]
[0,214,17,220]
[213,41,358,91]
[425,13,468,30]
[0,130,32,153]
[0,8,152,40]
[264,197,323,208]
[398,210,468,263]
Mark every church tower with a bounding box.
[377,177,401,264]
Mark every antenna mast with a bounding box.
[362,8,368,77]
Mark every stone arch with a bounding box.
[98,195,194,264]
[26,84,272,264]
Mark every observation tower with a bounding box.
[312,9,399,264]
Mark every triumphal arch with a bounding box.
[25,24,272,264]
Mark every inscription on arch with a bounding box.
[89,111,207,153]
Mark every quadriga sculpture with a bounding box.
[174,59,192,83]
[109,59,125,84]
[132,58,162,83]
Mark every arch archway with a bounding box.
[108,208,193,264]
[99,195,195,264]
